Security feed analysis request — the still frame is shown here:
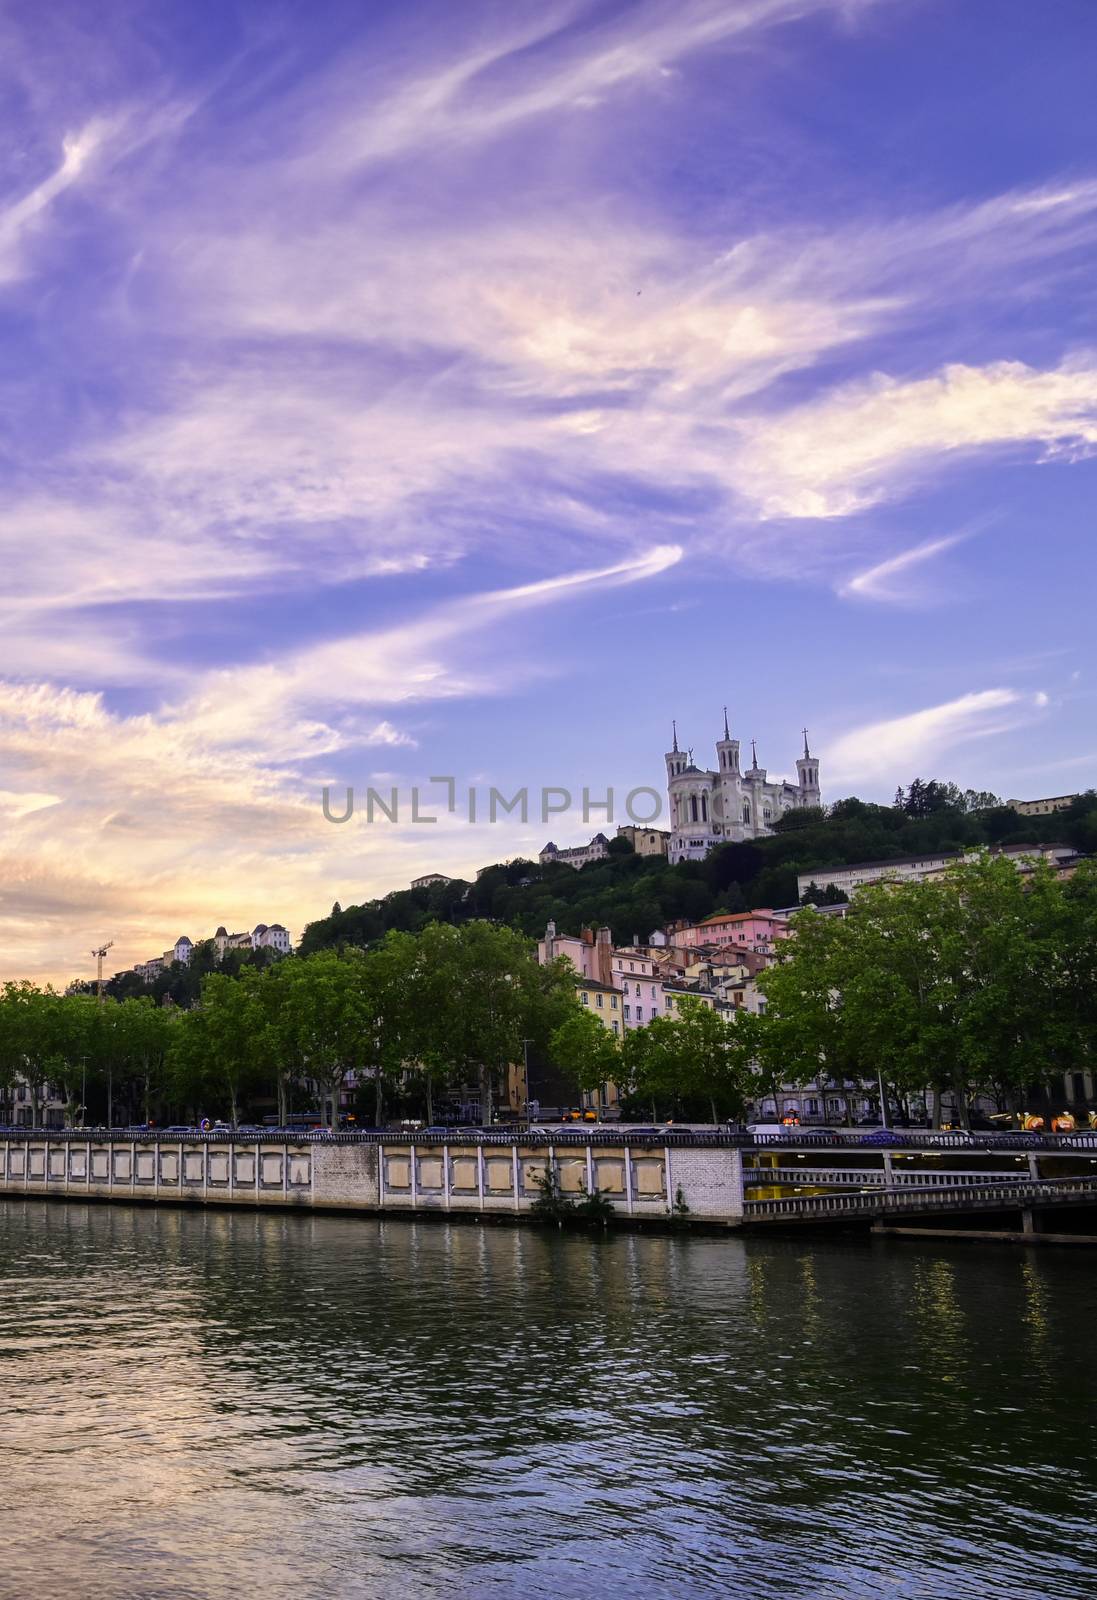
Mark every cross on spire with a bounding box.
[723,705,730,740]
[750,738,758,769]
[803,727,811,760]
[672,719,678,754]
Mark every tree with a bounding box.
[169,974,264,1126]
[652,999,749,1123]
[405,921,574,1124]
[549,1010,620,1103]
[0,982,67,1126]
[752,852,1096,1129]
[272,950,371,1129]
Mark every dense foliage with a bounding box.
[4,924,578,1128]
[747,853,1097,1124]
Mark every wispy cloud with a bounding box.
[829,689,1050,786]
[839,526,980,603]
[735,358,1097,519]
[0,122,107,281]
[0,548,678,979]
[0,0,1094,979]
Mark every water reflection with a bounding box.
[1,1201,1094,1599]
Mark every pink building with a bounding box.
[537,922,614,986]
[672,910,790,955]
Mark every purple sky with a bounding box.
[2,0,1096,980]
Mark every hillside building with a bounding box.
[666,713,821,863]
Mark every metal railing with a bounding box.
[743,1175,1097,1220]
[1,1126,1095,1152]
[741,1166,1038,1189]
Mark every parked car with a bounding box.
[858,1128,910,1148]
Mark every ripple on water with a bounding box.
[0,1202,1095,1600]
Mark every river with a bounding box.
[1,1200,1093,1599]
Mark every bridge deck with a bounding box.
[743,1176,1097,1223]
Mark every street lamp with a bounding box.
[521,1038,533,1133]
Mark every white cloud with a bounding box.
[0,120,108,281]
[736,358,1097,519]
[0,789,61,819]
[828,689,1048,785]
[0,547,678,981]
[840,529,973,603]
[320,0,886,173]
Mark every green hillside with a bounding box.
[298,784,1097,954]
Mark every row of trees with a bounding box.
[0,986,172,1127]
[7,852,1095,1129]
[548,852,1097,1125]
[753,853,1097,1124]
[1,924,581,1128]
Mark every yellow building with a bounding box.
[616,824,670,857]
[577,977,622,1035]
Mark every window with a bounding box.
[701,793,708,821]
[636,1007,643,1021]
[612,1021,619,1035]
[690,794,698,822]
[651,985,657,998]
[596,993,604,1008]
[581,992,589,1006]
[611,995,618,1009]
[624,1004,631,1020]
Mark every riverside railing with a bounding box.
[741,1167,1048,1189]
[743,1175,1097,1219]
[2,1126,1097,1152]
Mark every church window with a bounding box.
[742,803,751,823]
[690,795,698,822]
[701,793,708,821]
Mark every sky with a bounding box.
[2,0,1097,984]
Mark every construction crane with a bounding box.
[91,941,114,1006]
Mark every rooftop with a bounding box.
[801,843,1077,877]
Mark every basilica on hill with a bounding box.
[666,711,821,864]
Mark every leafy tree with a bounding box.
[549,1010,621,1103]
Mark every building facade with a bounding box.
[539,833,611,870]
[666,713,821,863]
[796,843,1079,902]
[1008,793,1080,816]
[615,825,670,857]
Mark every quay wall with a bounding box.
[0,1133,747,1226]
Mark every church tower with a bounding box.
[796,729,822,808]
[664,721,687,786]
[715,706,743,842]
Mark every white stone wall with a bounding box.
[0,1136,746,1224]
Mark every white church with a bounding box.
[666,711,821,863]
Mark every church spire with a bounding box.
[672,719,678,754]
[803,726,811,760]
[750,738,758,770]
[723,705,730,741]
